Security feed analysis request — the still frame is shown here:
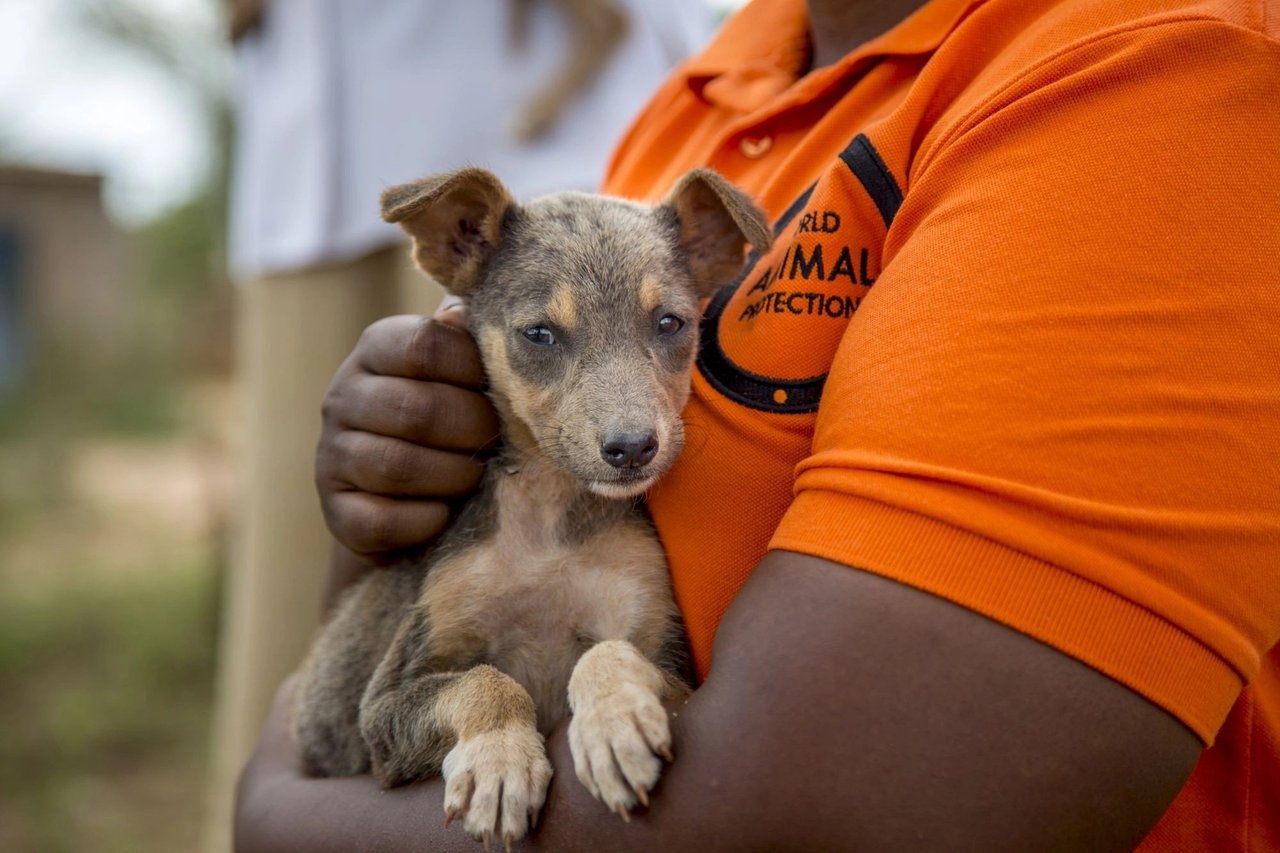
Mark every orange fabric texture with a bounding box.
[601,0,1280,849]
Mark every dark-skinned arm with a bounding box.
[236,548,1199,852]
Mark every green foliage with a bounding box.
[135,190,226,302]
[0,5,233,851]
[0,561,218,852]
[0,334,182,443]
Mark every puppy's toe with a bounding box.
[632,694,674,763]
[613,717,664,796]
[499,757,552,848]
[569,683,670,817]
[442,726,552,845]
[443,767,474,827]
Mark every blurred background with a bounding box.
[0,1,740,851]
[0,1,231,850]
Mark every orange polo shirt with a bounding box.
[602,0,1280,848]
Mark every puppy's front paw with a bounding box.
[442,726,553,850]
[568,641,673,818]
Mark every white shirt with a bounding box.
[229,0,714,279]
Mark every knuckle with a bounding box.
[314,464,336,506]
[319,383,344,424]
[375,438,418,485]
[405,315,442,371]
[314,428,336,476]
[394,386,433,435]
[320,354,362,426]
[358,316,396,351]
[353,502,396,553]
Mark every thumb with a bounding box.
[432,295,468,329]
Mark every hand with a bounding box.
[315,302,500,564]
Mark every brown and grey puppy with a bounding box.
[292,167,771,847]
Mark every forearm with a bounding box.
[543,556,1196,851]
[238,553,1198,851]
[236,756,476,853]
[666,557,1197,851]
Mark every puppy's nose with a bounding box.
[600,432,659,469]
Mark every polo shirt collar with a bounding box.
[687,0,984,114]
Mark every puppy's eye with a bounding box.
[522,326,557,346]
[656,314,685,336]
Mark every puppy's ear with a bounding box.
[663,168,772,296]
[381,169,514,295]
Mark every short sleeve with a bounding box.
[769,21,1280,744]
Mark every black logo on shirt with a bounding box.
[696,133,902,414]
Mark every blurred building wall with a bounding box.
[0,165,129,388]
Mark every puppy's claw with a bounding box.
[530,806,540,830]
[569,643,673,819]
[658,745,674,762]
[444,807,460,828]
[443,728,550,848]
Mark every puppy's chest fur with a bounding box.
[422,458,676,730]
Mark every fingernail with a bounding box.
[434,296,465,317]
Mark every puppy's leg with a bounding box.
[293,564,423,776]
[359,613,552,847]
[568,639,683,817]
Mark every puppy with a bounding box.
[292,167,771,847]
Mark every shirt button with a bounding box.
[739,135,773,158]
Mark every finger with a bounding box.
[434,296,468,329]
[356,315,486,388]
[336,374,500,452]
[324,491,453,557]
[326,432,485,498]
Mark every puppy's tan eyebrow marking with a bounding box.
[638,274,664,313]
[547,281,578,330]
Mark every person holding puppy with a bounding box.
[235,0,1280,850]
